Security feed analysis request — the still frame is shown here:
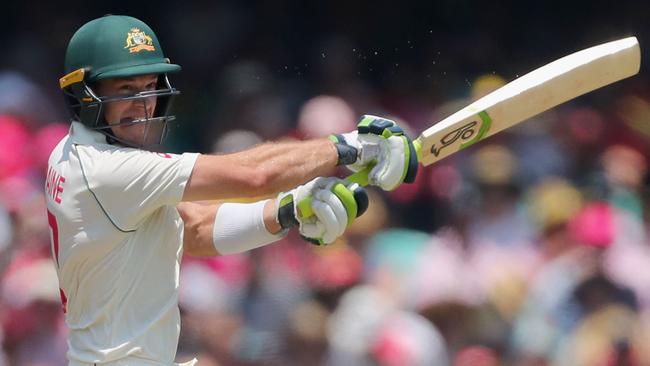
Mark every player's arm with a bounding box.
[182,138,338,202]
[182,115,419,202]
[177,200,279,256]
[178,177,366,256]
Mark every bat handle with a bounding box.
[296,167,372,220]
[344,168,372,187]
[296,139,422,220]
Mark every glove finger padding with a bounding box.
[328,182,358,226]
[403,135,419,183]
[314,189,347,237]
[277,177,368,245]
[369,135,409,190]
[348,182,369,217]
[358,115,398,136]
[276,177,334,230]
[311,198,344,244]
[310,181,360,244]
[299,216,324,237]
[337,115,419,191]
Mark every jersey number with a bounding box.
[47,209,68,313]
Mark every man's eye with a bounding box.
[145,83,157,90]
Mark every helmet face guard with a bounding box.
[60,68,180,150]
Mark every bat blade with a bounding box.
[296,37,640,220]
[417,36,641,166]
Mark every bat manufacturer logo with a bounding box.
[430,111,492,157]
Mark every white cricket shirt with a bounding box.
[45,122,198,364]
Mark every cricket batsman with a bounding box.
[45,15,418,365]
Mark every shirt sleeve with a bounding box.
[76,145,199,231]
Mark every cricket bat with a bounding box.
[298,36,641,219]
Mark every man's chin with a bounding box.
[111,120,166,150]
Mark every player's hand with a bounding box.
[275,177,368,245]
[331,115,419,191]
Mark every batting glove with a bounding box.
[276,177,368,245]
[331,115,419,191]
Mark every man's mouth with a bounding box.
[120,117,147,124]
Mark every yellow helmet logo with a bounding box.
[124,28,155,53]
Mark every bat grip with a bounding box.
[296,139,422,220]
[296,138,422,220]
[344,168,372,187]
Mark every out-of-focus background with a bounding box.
[2,1,650,365]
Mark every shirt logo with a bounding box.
[124,28,155,53]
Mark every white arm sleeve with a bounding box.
[213,200,287,255]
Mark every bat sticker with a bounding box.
[431,111,492,157]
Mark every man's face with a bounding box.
[96,74,159,146]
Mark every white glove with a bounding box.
[331,115,418,191]
[276,177,367,245]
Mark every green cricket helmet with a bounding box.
[60,15,181,149]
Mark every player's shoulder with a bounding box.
[47,132,73,164]
[78,142,183,161]
[75,142,191,182]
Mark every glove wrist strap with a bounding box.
[277,195,300,229]
[330,134,358,166]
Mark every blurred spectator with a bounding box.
[0,206,11,254]
[601,144,647,219]
[33,123,69,173]
[211,129,263,154]
[364,228,432,310]
[454,345,500,366]
[470,74,506,101]
[370,310,449,366]
[297,95,356,138]
[527,177,584,258]
[553,304,650,366]
[560,107,609,186]
[0,177,49,253]
[325,285,396,365]
[0,72,60,125]
[510,201,638,364]
[1,259,67,365]
[0,115,35,180]
[464,144,534,248]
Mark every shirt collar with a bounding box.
[69,121,109,145]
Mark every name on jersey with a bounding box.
[46,166,66,204]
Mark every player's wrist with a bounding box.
[213,200,287,255]
[263,199,283,234]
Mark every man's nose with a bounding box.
[131,97,154,110]
[130,99,147,110]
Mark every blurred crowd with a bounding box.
[3,2,650,366]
